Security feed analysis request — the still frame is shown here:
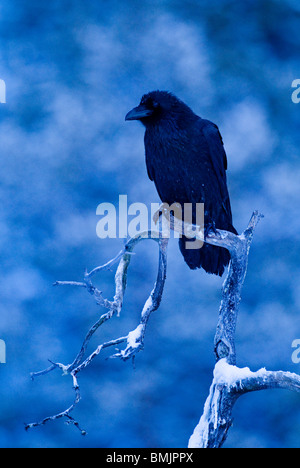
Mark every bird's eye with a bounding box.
[140,96,160,112]
[146,98,160,110]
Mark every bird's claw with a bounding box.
[204,221,217,239]
[153,203,169,225]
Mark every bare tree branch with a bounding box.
[187,211,300,448]
[165,209,263,365]
[25,210,300,448]
[25,232,168,433]
[188,358,300,448]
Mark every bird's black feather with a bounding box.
[125,90,237,276]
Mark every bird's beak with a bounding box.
[125,104,153,121]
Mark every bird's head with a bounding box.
[125,90,195,127]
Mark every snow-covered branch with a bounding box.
[25,209,300,448]
[25,232,168,434]
[186,211,300,448]
[188,359,300,448]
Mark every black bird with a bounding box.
[125,91,237,276]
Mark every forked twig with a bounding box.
[25,231,168,433]
[26,210,300,448]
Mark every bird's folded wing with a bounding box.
[200,119,231,214]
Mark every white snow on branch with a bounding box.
[213,358,267,388]
[141,296,153,319]
[188,359,267,448]
[126,324,144,349]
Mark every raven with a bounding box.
[125,91,237,276]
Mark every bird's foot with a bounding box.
[152,203,173,224]
[204,221,217,240]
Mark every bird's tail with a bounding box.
[178,229,236,277]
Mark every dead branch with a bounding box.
[25,232,168,434]
[25,210,300,449]
[187,211,300,448]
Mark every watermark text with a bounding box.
[0,79,6,104]
[291,339,300,363]
[291,79,300,104]
[0,339,6,364]
[96,195,204,249]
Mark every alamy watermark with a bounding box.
[291,79,300,104]
[96,195,205,249]
[0,79,6,104]
[0,340,6,364]
[291,339,300,364]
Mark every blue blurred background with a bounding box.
[0,0,300,448]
